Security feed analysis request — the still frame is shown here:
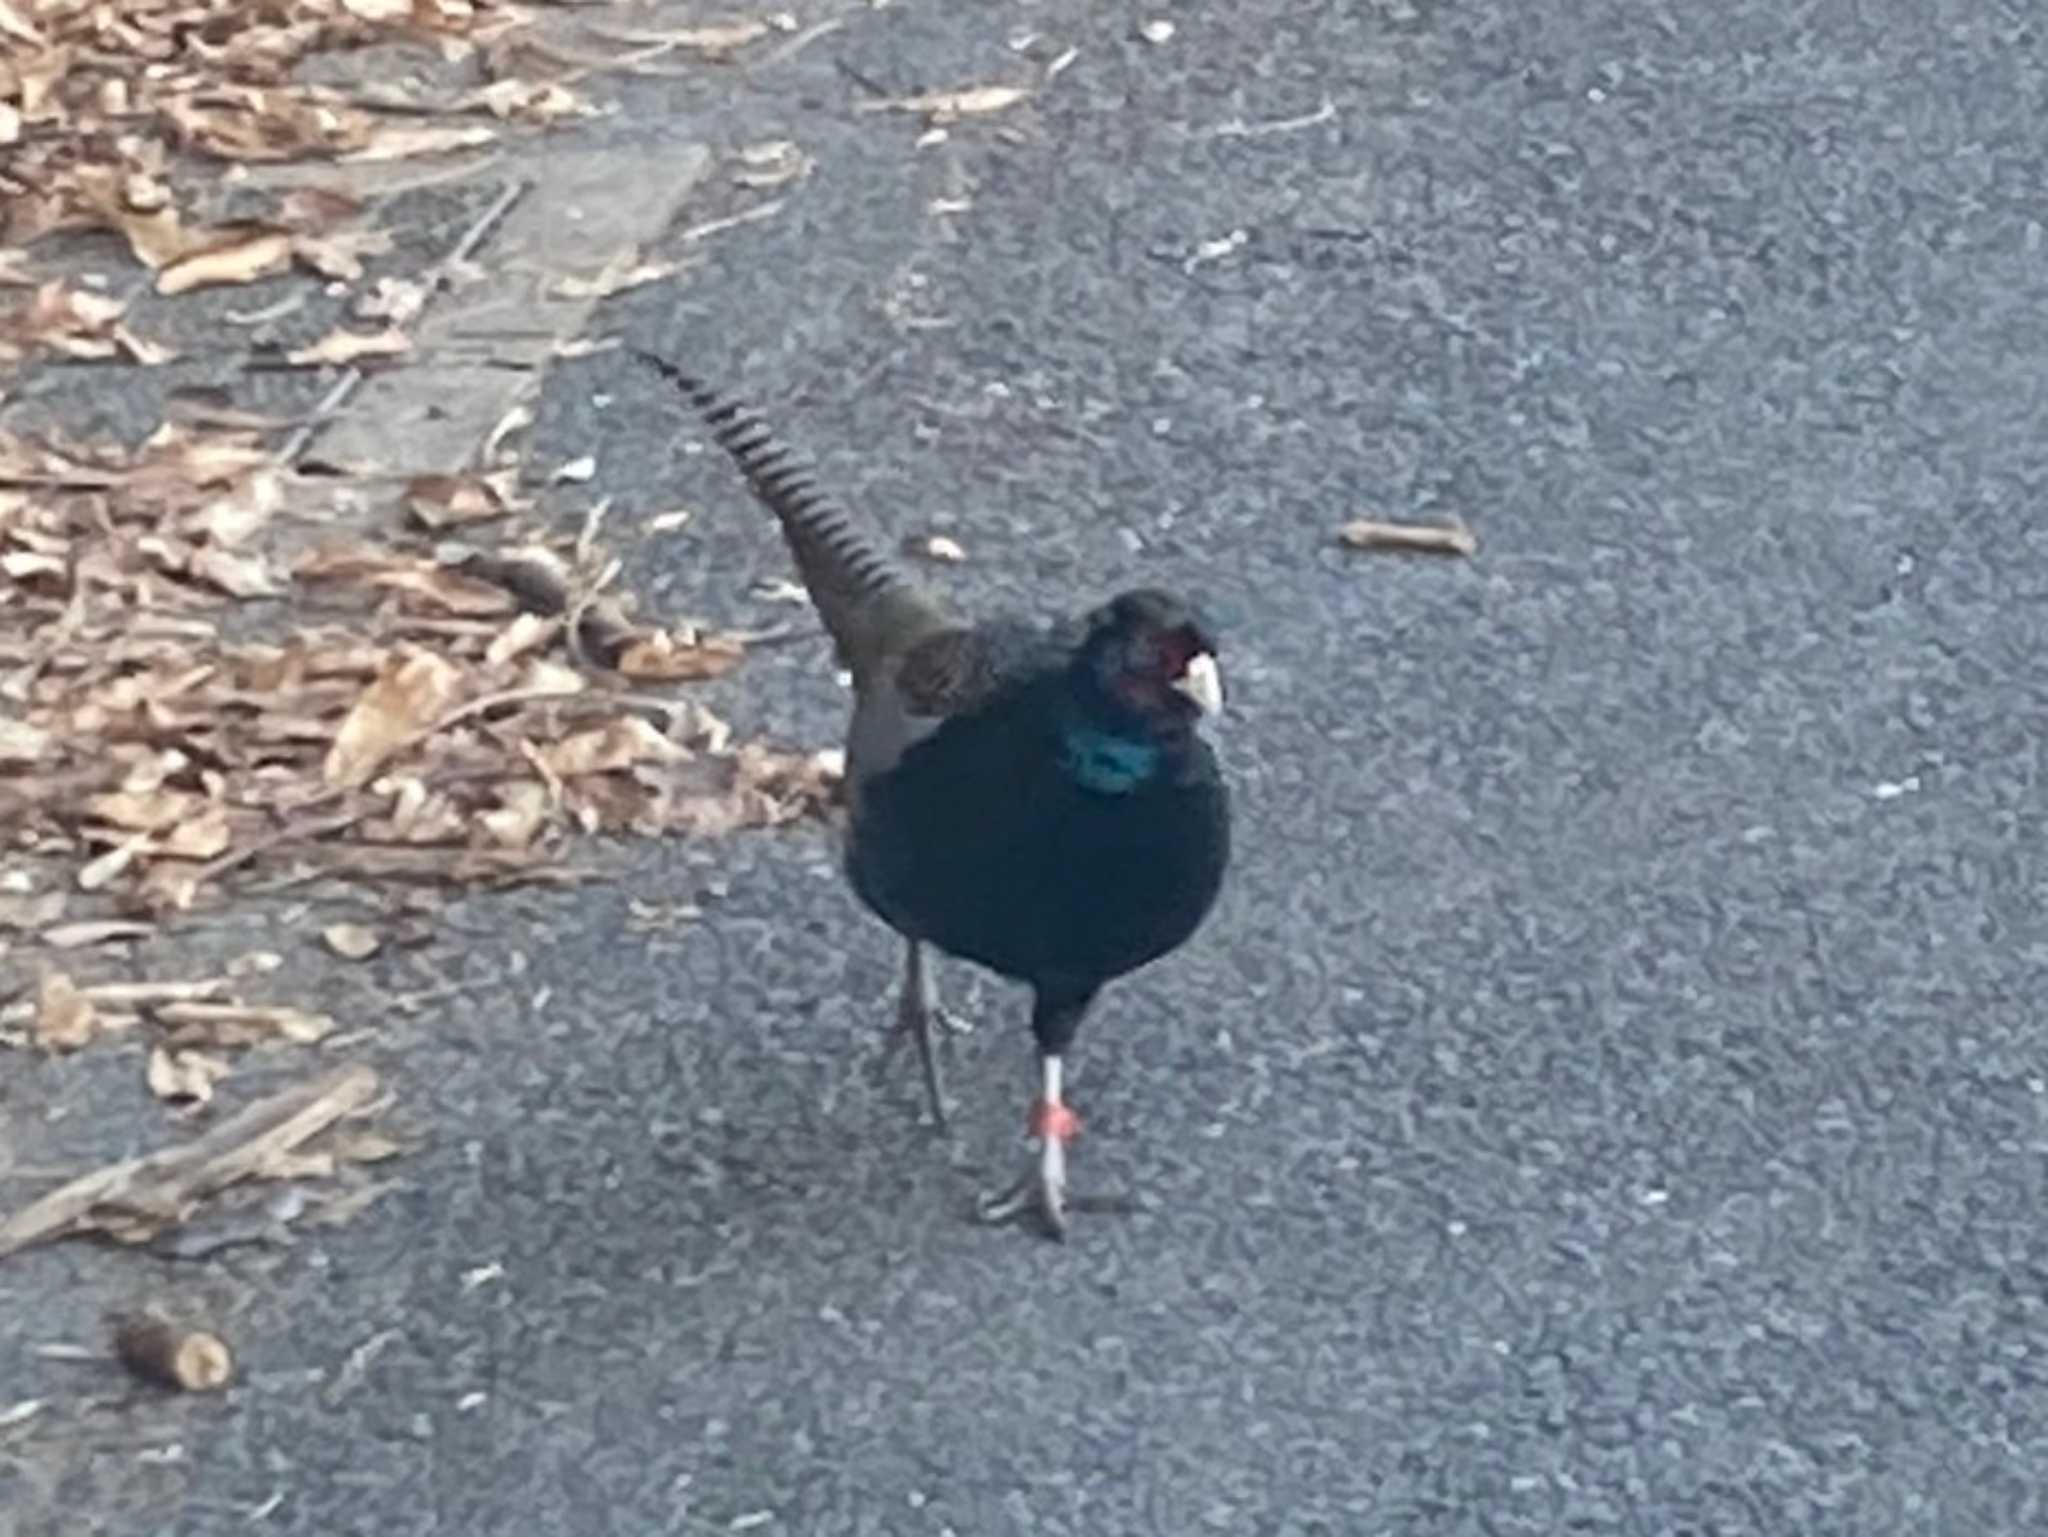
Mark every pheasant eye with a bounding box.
[1155,628,1200,677]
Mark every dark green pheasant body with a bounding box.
[847,645,1230,1052]
[637,352,1231,1175]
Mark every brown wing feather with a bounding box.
[892,616,1061,720]
[893,627,1000,717]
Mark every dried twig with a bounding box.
[676,200,787,247]
[1336,518,1478,558]
[754,16,844,71]
[112,1312,235,1392]
[1195,98,1339,141]
[0,1065,380,1259]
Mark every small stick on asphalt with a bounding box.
[111,1313,235,1393]
[1336,518,1478,558]
[676,199,787,247]
[755,16,845,71]
[0,1064,380,1259]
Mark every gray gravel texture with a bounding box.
[6,0,2048,1534]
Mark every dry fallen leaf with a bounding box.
[157,232,295,296]
[277,186,365,234]
[0,892,67,933]
[65,167,196,270]
[76,980,227,1008]
[188,546,282,598]
[906,533,966,563]
[162,806,234,859]
[404,474,510,530]
[291,226,393,283]
[732,139,812,189]
[327,1129,404,1164]
[0,280,171,366]
[286,326,412,368]
[377,565,519,617]
[296,543,517,616]
[322,922,380,960]
[157,1002,336,1047]
[41,920,155,949]
[614,628,746,682]
[480,780,550,848]
[482,403,533,464]
[0,885,66,934]
[2,549,67,581]
[78,833,150,892]
[85,787,203,833]
[355,276,429,327]
[35,972,100,1052]
[456,78,595,125]
[537,717,687,778]
[551,259,683,300]
[148,1046,232,1105]
[858,83,1035,119]
[133,862,202,915]
[485,612,559,667]
[190,467,284,546]
[344,124,497,162]
[0,720,52,763]
[4,280,104,347]
[324,649,463,790]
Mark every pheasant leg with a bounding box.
[878,939,964,1131]
[976,1054,1081,1241]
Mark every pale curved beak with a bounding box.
[1171,651,1224,716]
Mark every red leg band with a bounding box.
[1029,1097,1082,1143]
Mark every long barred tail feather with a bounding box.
[633,350,943,679]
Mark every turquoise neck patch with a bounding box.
[1060,725,1160,794]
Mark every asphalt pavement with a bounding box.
[7,0,2047,1533]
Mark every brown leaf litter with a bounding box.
[33,970,100,1051]
[147,1044,233,1105]
[2,421,836,919]
[7,966,338,1056]
[0,0,842,1272]
[321,921,380,959]
[0,280,172,366]
[0,0,608,305]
